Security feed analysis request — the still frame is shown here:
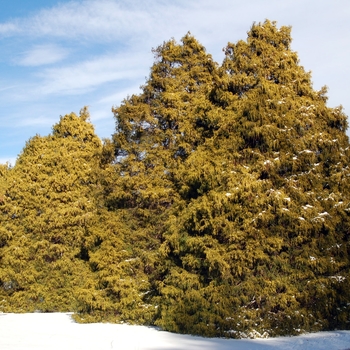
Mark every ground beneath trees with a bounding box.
[0,313,349,350]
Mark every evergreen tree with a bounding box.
[1,20,349,339]
[102,33,223,325]
[0,163,11,250]
[109,21,350,337]
[0,109,102,311]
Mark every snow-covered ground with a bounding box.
[0,313,349,350]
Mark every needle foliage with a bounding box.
[1,21,349,338]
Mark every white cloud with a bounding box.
[0,0,154,42]
[29,0,145,40]
[0,22,19,36]
[97,85,143,105]
[16,116,54,127]
[17,44,68,66]
[0,0,212,47]
[36,52,150,95]
[0,84,19,93]
[0,157,17,166]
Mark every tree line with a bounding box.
[0,20,349,338]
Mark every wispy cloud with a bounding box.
[0,22,19,36]
[36,52,150,95]
[17,44,69,66]
[0,0,210,47]
[0,0,154,42]
[96,84,143,106]
[0,84,19,93]
[16,116,54,127]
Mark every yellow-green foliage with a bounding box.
[0,21,349,338]
[110,20,350,337]
[0,109,102,312]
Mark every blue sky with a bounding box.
[1,0,350,165]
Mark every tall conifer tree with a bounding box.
[0,109,102,311]
[110,21,350,337]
